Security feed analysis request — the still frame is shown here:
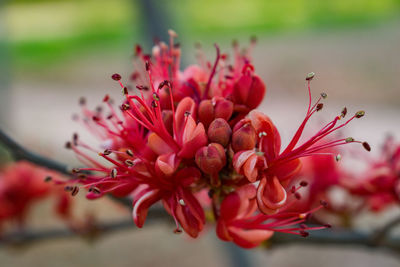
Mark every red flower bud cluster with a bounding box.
[64,31,368,248]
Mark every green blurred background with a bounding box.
[3,0,400,70]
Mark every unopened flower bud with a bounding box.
[198,99,214,128]
[195,143,226,175]
[214,99,233,121]
[208,118,232,147]
[232,120,256,152]
[232,74,266,109]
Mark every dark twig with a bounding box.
[372,214,400,246]
[0,207,169,247]
[0,128,71,175]
[1,217,400,253]
[0,128,131,208]
[271,229,400,252]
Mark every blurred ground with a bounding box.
[1,10,400,267]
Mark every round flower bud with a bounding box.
[198,99,214,128]
[214,99,233,121]
[208,118,232,147]
[195,143,226,175]
[232,120,256,152]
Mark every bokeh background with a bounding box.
[0,0,400,266]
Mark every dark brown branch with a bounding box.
[0,208,169,247]
[270,229,400,253]
[372,214,400,246]
[1,216,400,253]
[0,128,131,208]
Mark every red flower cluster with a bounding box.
[65,31,368,248]
[0,161,72,231]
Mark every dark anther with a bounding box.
[300,181,308,187]
[92,116,100,122]
[121,103,130,110]
[71,168,80,174]
[79,97,86,106]
[320,200,328,207]
[306,72,315,81]
[173,228,182,234]
[345,137,354,143]
[295,192,301,200]
[111,168,118,178]
[316,103,324,111]
[44,176,52,182]
[355,110,365,118]
[89,186,101,194]
[71,186,79,196]
[107,114,113,120]
[151,101,158,108]
[123,87,128,95]
[145,61,150,71]
[320,92,327,99]
[125,159,134,166]
[362,142,371,152]
[341,107,347,118]
[136,85,149,91]
[323,223,332,228]
[300,230,309,237]
[103,149,112,155]
[184,111,191,117]
[126,149,134,157]
[78,173,87,179]
[65,142,72,149]
[111,73,122,81]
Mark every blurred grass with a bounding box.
[3,0,400,69]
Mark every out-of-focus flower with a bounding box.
[342,137,400,212]
[0,161,72,231]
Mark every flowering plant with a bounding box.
[60,31,370,248]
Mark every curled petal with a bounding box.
[175,97,196,133]
[248,110,281,162]
[132,188,161,228]
[179,121,207,158]
[227,226,273,249]
[243,154,259,183]
[233,150,254,173]
[233,151,258,182]
[257,176,287,214]
[220,184,256,221]
[155,153,180,176]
